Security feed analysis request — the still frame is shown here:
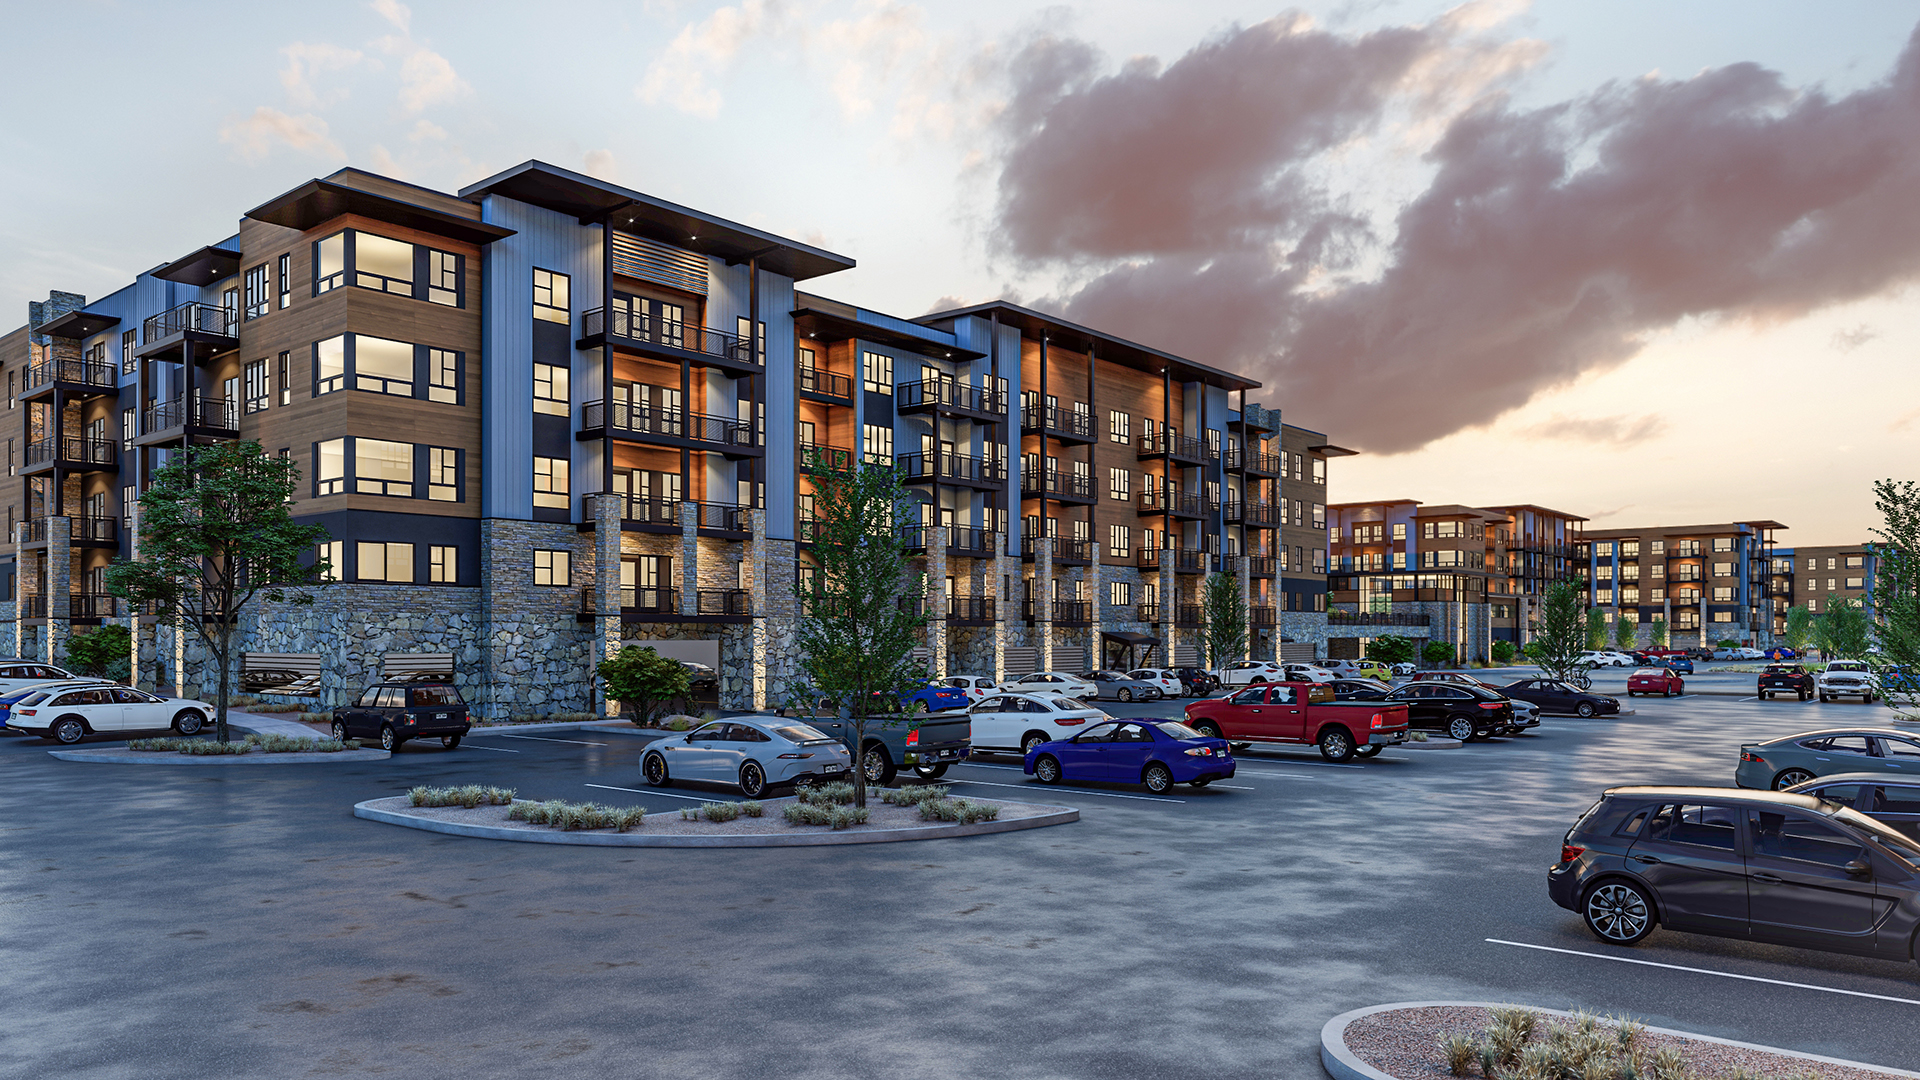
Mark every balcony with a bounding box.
[1222,499,1244,524]
[19,593,117,621]
[21,516,118,548]
[21,436,117,475]
[136,302,236,362]
[1327,610,1432,628]
[21,357,118,400]
[607,494,682,531]
[798,442,857,474]
[1021,468,1094,504]
[896,379,1006,422]
[1249,556,1278,577]
[947,527,1000,558]
[1173,548,1209,574]
[1021,405,1095,444]
[1139,602,1161,623]
[136,396,238,446]
[797,366,854,405]
[1054,538,1094,565]
[948,597,996,624]
[1137,489,1204,519]
[1138,431,1210,466]
[1251,606,1277,627]
[1243,502,1280,528]
[1175,604,1204,626]
[579,400,760,458]
[691,501,750,534]
[695,590,752,618]
[896,451,1005,490]
[1023,600,1092,625]
[1239,449,1280,476]
[578,308,758,375]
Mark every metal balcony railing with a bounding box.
[897,379,1006,416]
[71,593,116,619]
[1251,606,1277,627]
[1173,548,1208,573]
[1222,499,1245,523]
[696,590,751,616]
[948,597,996,623]
[1138,602,1160,622]
[618,587,680,614]
[1175,604,1204,626]
[1023,469,1094,500]
[1023,405,1094,440]
[1240,449,1281,474]
[23,516,119,545]
[142,302,233,342]
[24,357,117,393]
[1054,538,1094,563]
[1327,610,1432,627]
[613,495,682,526]
[798,442,857,473]
[143,395,238,434]
[896,451,1005,485]
[1137,489,1204,517]
[24,436,117,469]
[692,501,749,532]
[1138,431,1209,463]
[1243,502,1280,527]
[580,308,755,367]
[797,366,853,401]
[583,400,757,450]
[946,527,1000,557]
[1249,556,1278,576]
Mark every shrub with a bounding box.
[1490,640,1518,664]
[1421,640,1456,667]
[1438,1034,1476,1077]
[918,798,1000,824]
[408,785,515,808]
[297,712,332,724]
[783,802,835,826]
[739,800,763,818]
[507,799,643,832]
[880,785,949,806]
[797,781,856,806]
[179,739,251,755]
[668,717,691,732]
[700,801,742,822]
[243,733,348,753]
[829,806,869,829]
[246,702,309,713]
[597,645,691,726]
[67,624,132,679]
[546,712,598,723]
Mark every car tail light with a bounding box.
[1560,844,1584,864]
[1184,747,1214,757]
[1741,750,1764,763]
[16,709,32,716]
[905,729,919,746]
[777,753,812,759]
[1478,702,1505,710]
[1370,714,1383,729]
[1057,717,1085,725]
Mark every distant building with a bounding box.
[1771,544,1877,633]
[1574,521,1785,648]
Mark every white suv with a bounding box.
[1817,660,1879,703]
[967,692,1107,756]
[940,675,1000,705]
[1579,651,1634,668]
[1216,660,1285,687]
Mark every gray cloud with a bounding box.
[1831,324,1880,352]
[1517,413,1668,445]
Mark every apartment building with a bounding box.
[1,161,1322,714]
[1771,544,1877,629]
[1269,423,1350,657]
[1327,500,1501,661]
[1481,504,1586,644]
[1575,521,1784,648]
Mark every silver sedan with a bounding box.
[640,717,852,798]
[1082,670,1164,703]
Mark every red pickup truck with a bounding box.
[1183,682,1410,762]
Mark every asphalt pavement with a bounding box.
[2,691,1917,1079]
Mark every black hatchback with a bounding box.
[1548,786,1920,961]
[1382,682,1513,741]
[334,682,471,751]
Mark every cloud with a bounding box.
[397,47,469,112]
[1892,407,1920,433]
[1831,324,1880,352]
[1517,413,1668,445]
[372,0,411,33]
[990,13,1920,455]
[583,149,618,180]
[219,107,346,162]
[1583,504,1635,522]
[279,42,365,108]
[638,0,785,118]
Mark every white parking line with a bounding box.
[1485,939,1920,1006]
[584,782,735,804]
[1211,784,1256,791]
[946,778,1184,804]
[458,744,520,752]
[496,734,609,746]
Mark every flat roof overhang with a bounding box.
[36,310,122,338]
[153,246,242,286]
[1309,443,1359,458]
[460,161,855,282]
[246,180,517,246]
[791,306,984,361]
[919,300,1260,392]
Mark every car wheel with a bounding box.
[1250,677,1265,684]
[1446,715,1475,742]
[441,735,461,750]
[739,761,768,798]
[1193,721,1223,740]
[1583,880,1655,945]
[1319,727,1355,763]
[914,699,930,713]
[1022,732,1050,757]
[173,710,205,736]
[1034,755,1062,784]
[1576,702,1597,718]
[914,763,949,779]
[1820,693,1831,702]
[1355,745,1382,758]
[1142,763,1174,794]
[862,744,897,787]
[1799,690,1811,702]
[331,720,351,744]
[643,752,671,786]
[379,724,399,752]
[1760,691,1770,700]
[52,717,86,745]
[1118,688,1133,702]
[1773,768,1816,790]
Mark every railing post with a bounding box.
[679,501,699,617]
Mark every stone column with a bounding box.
[129,504,149,691]
[1034,537,1053,670]
[748,509,769,711]
[1089,544,1103,671]
[1159,547,1177,666]
[927,526,948,678]
[991,540,1011,682]
[592,493,623,716]
[12,520,26,663]
[46,517,71,663]
[679,501,699,617]
[1236,554,1253,663]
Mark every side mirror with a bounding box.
[1845,859,1872,878]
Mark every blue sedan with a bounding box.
[1656,656,1694,674]
[894,682,971,713]
[1023,719,1234,794]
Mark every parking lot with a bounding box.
[3,690,1918,1079]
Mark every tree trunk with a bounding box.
[215,619,233,744]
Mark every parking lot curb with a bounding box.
[50,747,391,765]
[1321,1001,1920,1080]
[353,796,1079,847]
[1396,739,1461,750]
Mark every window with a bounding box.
[357,541,414,583]
[533,549,571,586]
[1312,549,1327,573]
[1712,537,1733,553]
[1392,524,1407,541]
[244,359,269,414]
[1311,456,1325,484]
[533,363,569,415]
[315,336,346,395]
[355,439,413,497]
[121,329,137,375]
[533,269,570,324]
[277,253,291,309]
[429,448,459,502]
[1846,576,1865,590]
[862,351,893,394]
[862,424,893,463]
[1108,523,1130,559]
[1711,587,1734,602]
[244,264,270,319]
[1711,611,1735,623]
[1748,810,1864,869]
[1109,581,1133,606]
[1312,503,1325,529]
[735,316,767,362]
[315,232,347,293]
[428,349,459,404]
[277,351,291,406]
[1846,555,1865,570]
[1108,467,1131,501]
[1643,804,1737,849]
[428,545,457,584]
[317,541,343,582]
[426,250,459,307]
[1595,564,1614,580]
[120,408,134,452]
[316,439,345,495]
[355,335,413,396]
[1108,411,1130,444]
[1595,542,1614,557]
[532,456,570,508]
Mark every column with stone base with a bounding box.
[990,543,1011,682]
[1034,538,1053,670]
[46,517,71,664]
[679,502,699,617]
[1236,554,1252,663]
[927,526,948,678]
[748,509,769,711]
[592,494,623,717]
[1159,548,1176,667]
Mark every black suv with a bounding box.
[1170,667,1219,696]
[1758,664,1816,701]
[1549,786,1920,960]
[1382,682,1513,741]
[334,681,470,751]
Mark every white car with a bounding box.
[1817,660,1879,703]
[1125,669,1185,698]
[940,675,1001,705]
[1216,660,1285,687]
[1391,661,1416,677]
[1282,663,1336,684]
[967,691,1108,756]
[0,660,79,696]
[11,685,214,744]
[640,716,852,797]
[998,671,1097,699]
[1579,650,1634,668]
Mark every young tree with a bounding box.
[67,624,132,681]
[1200,572,1248,670]
[1867,480,1920,719]
[1364,634,1417,668]
[597,645,691,725]
[1585,609,1609,651]
[1782,605,1815,655]
[1648,617,1669,649]
[1529,582,1589,683]
[1420,640,1456,668]
[1490,640,1517,665]
[1613,614,1638,653]
[106,442,330,743]
[792,451,929,808]
[1813,596,1873,661]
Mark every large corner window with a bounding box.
[355,439,414,497]
[534,456,570,508]
[315,233,346,293]
[533,269,570,325]
[354,233,413,294]
[312,229,465,307]
[315,337,346,395]
[313,334,461,403]
[314,438,457,503]
[354,336,413,396]
[316,439,346,495]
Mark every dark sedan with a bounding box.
[1328,678,1392,701]
[1547,786,1920,962]
[1501,678,1621,718]
[1382,683,1513,741]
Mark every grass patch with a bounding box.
[1442,1007,1819,1080]
[245,702,311,714]
[296,712,332,724]
[781,802,870,829]
[880,785,949,806]
[917,798,1000,824]
[796,781,856,806]
[124,734,348,755]
[507,799,646,832]
[409,784,516,808]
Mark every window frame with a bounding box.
[533,455,570,509]
[533,268,571,324]
[243,263,271,320]
[533,548,572,586]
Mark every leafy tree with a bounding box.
[1201,572,1248,670]
[1420,640,1456,668]
[791,451,929,808]
[597,645,690,725]
[1490,640,1517,664]
[1867,478,1920,719]
[1648,617,1669,649]
[1717,638,1740,648]
[67,624,132,681]
[1613,614,1638,652]
[107,442,329,743]
[1529,582,1589,683]
[1782,605,1815,654]
[1364,634,1417,668]
[1813,596,1873,661]
[1585,608,1609,651]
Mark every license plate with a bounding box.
[435,713,448,720]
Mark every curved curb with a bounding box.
[353,797,1078,847]
[1394,739,1460,751]
[1320,1001,1920,1080]
[50,747,391,765]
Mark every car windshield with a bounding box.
[1632,669,1662,676]
[1830,662,1868,672]
[771,724,833,744]
[1156,722,1203,740]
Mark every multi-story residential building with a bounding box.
[1574,521,1785,648]
[1270,423,1351,658]
[1,161,1325,714]
[1480,504,1586,645]
[1773,544,1877,626]
[1327,500,1504,661]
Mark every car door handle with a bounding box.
[1751,872,1785,885]
[1630,854,1661,865]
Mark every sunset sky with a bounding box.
[4,1,1915,545]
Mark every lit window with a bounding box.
[243,264,270,320]
[533,549,571,586]
[316,439,346,496]
[1108,580,1132,606]
[314,232,346,293]
[354,233,414,294]
[1108,411,1130,445]
[428,545,457,584]
[355,335,413,396]
[277,351,291,406]
[277,254,291,309]
[862,424,892,463]
[429,448,459,502]
[122,329,137,375]
[1108,523,1130,559]
[862,351,893,394]
[427,250,460,306]
[1108,467,1130,501]
[533,269,570,324]
[1311,456,1325,484]
[355,439,414,497]
[428,349,459,404]
[534,456,570,508]
[533,364,569,415]
[317,541,343,582]
[315,336,346,395]
[244,359,269,414]
[357,541,415,583]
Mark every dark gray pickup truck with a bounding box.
[790,710,971,786]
